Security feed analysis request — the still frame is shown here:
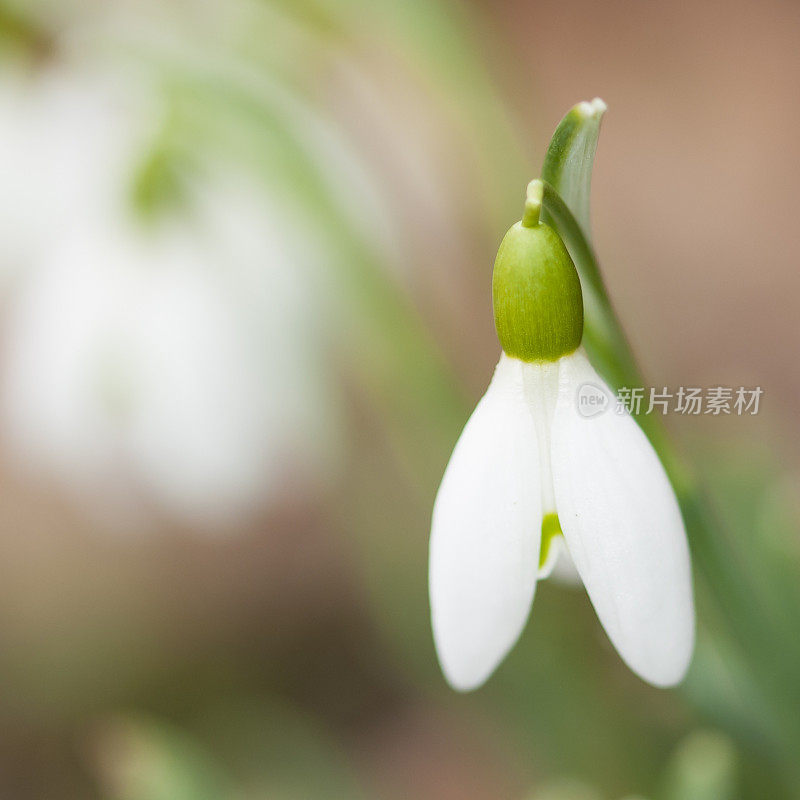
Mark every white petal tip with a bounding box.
[639,664,691,689]
[633,636,695,689]
[431,606,523,693]
[438,659,492,693]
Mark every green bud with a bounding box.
[492,180,583,362]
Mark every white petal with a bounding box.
[430,354,542,691]
[551,350,694,686]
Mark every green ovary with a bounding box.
[492,220,583,363]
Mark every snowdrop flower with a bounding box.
[429,181,694,690]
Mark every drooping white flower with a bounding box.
[429,181,694,690]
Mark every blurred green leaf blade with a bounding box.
[541,98,606,240]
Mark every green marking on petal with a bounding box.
[539,512,563,570]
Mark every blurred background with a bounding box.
[0,0,798,798]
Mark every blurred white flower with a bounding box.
[0,67,338,528]
[0,67,152,273]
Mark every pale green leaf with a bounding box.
[541,98,606,239]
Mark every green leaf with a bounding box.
[538,100,644,398]
[541,98,607,239]
[537,99,645,405]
